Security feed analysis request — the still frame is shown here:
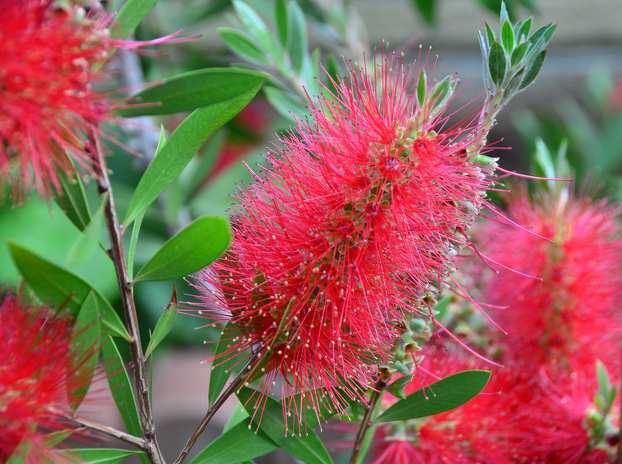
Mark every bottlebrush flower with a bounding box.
[475,191,622,372]
[0,0,179,198]
[372,344,617,464]
[190,54,497,427]
[0,294,80,462]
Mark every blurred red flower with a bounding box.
[0,294,81,462]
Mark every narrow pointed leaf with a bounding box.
[501,20,514,53]
[209,323,246,405]
[287,1,307,73]
[135,216,231,282]
[55,170,91,231]
[60,448,145,464]
[488,42,507,86]
[237,387,334,464]
[190,421,277,464]
[145,301,177,359]
[111,0,158,39]
[118,68,266,117]
[69,292,102,409]
[520,50,546,90]
[219,29,267,64]
[101,336,143,437]
[8,243,129,340]
[124,85,263,225]
[275,0,288,46]
[377,370,490,422]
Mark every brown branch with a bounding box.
[68,413,148,449]
[350,374,388,464]
[90,133,165,464]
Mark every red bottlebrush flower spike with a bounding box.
[373,344,618,464]
[0,0,182,198]
[0,0,110,197]
[0,294,79,462]
[475,191,622,372]
[190,54,496,429]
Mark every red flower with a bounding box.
[476,192,622,372]
[0,295,79,462]
[0,0,181,198]
[190,55,495,427]
[373,344,616,464]
[0,0,112,197]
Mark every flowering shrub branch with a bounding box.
[4,1,620,464]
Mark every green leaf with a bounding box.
[232,0,272,50]
[60,448,145,464]
[411,0,436,25]
[219,28,267,64]
[488,42,507,86]
[209,323,246,405]
[65,194,106,267]
[237,387,334,464]
[190,421,277,464]
[377,370,490,422]
[55,170,91,231]
[517,17,532,40]
[264,86,306,120]
[385,375,413,400]
[118,68,266,118]
[287,0,307,73]
[511,42,529,66]
[417,70,427,107]
[145,295,177,359]
[8,243,129,340]
[501,20,515,53]
[484,22,496,45]
[498,0,510,24]
[69,292,102,409]
[101,336,143,437]
[135,216,231,282]
[520,50,546,89]
[275,0,288,46]
[123,83,263,225]
[111,0,158,39]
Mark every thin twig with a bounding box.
[90,133,165,464]
[172,361,253,464]
[350,375,388,464]
[68,413,148,449]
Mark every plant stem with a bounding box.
[350,375,388,464]
[90,133,165,464]
[67,413,148,449]
[172,365,250,464]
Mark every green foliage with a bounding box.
[124,81,263,225]
[237,387,334,464]
[8,243,129,340]
[190,421,277,464]
[54,170,91,231]
[59,448,146,463]
[478,2,555,100]
[68,292,102,409]
[377,370,491,422]
[118,69,267,118]
[111,0,158,39]
[135,216,231,282]
[144,291,177,358]
[101,336,143,437]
